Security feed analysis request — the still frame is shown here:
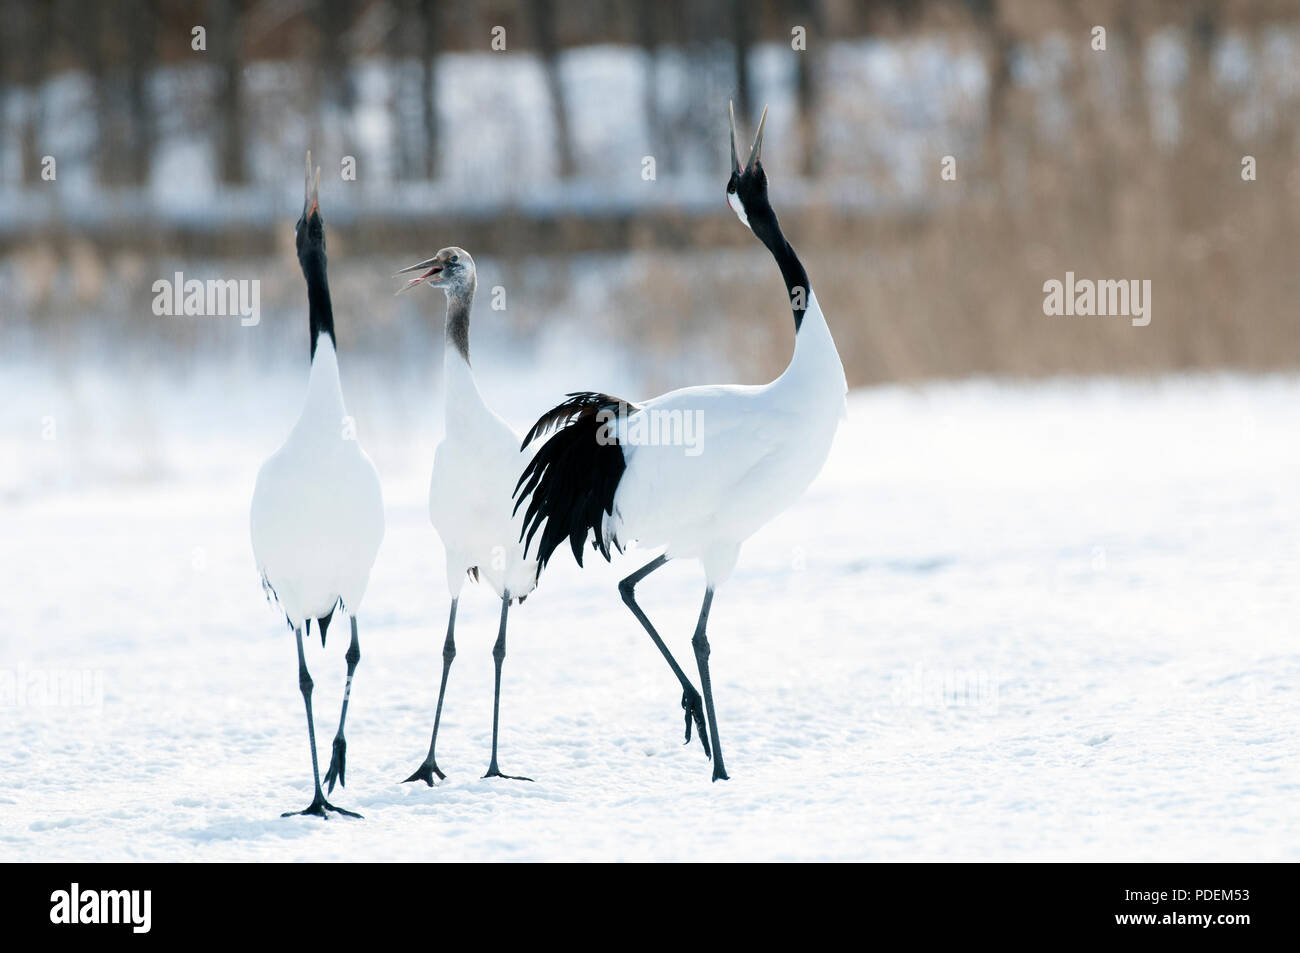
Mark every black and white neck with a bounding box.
[300,245,336,361]
[743,191,809,333]
[726,104,844,394]
[727,104,810,333]
[294,156,333,363]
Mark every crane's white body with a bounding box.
[250,339,386,627]
[605,293,846,586]
[431,348,539,601]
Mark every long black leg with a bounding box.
[404,598,457,785]
[618,555,710,757]
[324,617,361,793]
[691,588,728,781]
[283,626,362,818]
[483,593,532,781]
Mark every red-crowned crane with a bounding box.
[514,105,847,781]
[250,154,385,816]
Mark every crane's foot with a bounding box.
[482,763,533,782]
[682,688,711,758]
[323,735,347,793]
[402,759,446,786]
[281,795,362,819]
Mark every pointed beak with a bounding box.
[747,104,768,169]
[729,101,768,173]
[303,150,320,218]
[729,100,741,174]
[393,256,442,294]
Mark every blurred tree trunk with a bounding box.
[793,0,824,176]
[311,0,356,149]
[124,0,156,186]
[636,0,661,168]
[1182,1,1224,231]
[420,0,440,179]
[16,0,55,186]
[323,0,357,111]
[90,0,156,187]
[527,0,575,178]
[968,0,1014,196]
[1086,6,1149,233]
[92,4,125,185]
[391,0,439,179]
[392,0,418,178]
[731,0,752,125]
[680,0,724,176]
[83,4,106,185]
[1114,8,1147,141]
[1186,0,1220,152]
[211,0,247,184]
[641,0,691,175]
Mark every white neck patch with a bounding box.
[727,191,751,230]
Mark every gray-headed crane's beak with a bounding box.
[393,256,442,294]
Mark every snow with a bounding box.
[1,370,1298,861]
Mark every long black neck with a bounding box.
[301,249,335,360]
[445,277,475,364]
[748,204,810,332]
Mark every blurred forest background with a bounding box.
[1,0,1298,388]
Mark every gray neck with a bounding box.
[444,278,475,363]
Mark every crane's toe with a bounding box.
[482,765,534,782]
[682,688,711,758]
[281,796,363,819]
[402,760,445,786]
[324,735,347,793]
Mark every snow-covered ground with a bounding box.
[1,370,1298,861]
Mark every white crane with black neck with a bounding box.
[514,105,847,781]
[250,154,385,817]
[395,246,539,784]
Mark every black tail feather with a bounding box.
[317,603,336,647]
[514,392,634,572]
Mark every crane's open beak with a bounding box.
[393,256,443,294]
[729,100,768,173]
[730,101,741,174]
[303,151,320,218]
